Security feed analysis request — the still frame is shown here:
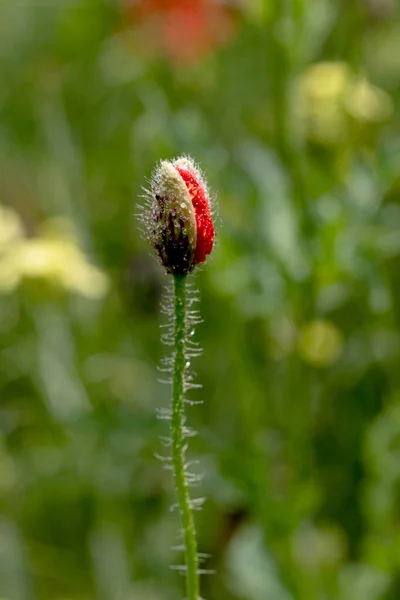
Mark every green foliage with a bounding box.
[1,1,400,598]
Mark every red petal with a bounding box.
[175,166,214,264]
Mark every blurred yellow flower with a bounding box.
[0,206,25,292]
[0,210,108,299]
[345,77,393,123]
[294,61,393,145]
[17,237,109,298]
[0,205,24,248]
[298,319,343,367]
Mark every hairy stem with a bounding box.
[171,274,199,600]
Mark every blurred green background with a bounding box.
[1,1,400,599]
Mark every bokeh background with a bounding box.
[1,1,400,599]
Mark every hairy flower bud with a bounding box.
[143,157,214,275]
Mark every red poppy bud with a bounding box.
[143,157,215,275]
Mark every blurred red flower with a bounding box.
[124,0,236,63]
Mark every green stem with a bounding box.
[171,274,199,600]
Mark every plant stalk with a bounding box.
[171,274,199,600]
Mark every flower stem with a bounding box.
[171,274,199,600]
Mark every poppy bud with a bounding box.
[144,157,214,275]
